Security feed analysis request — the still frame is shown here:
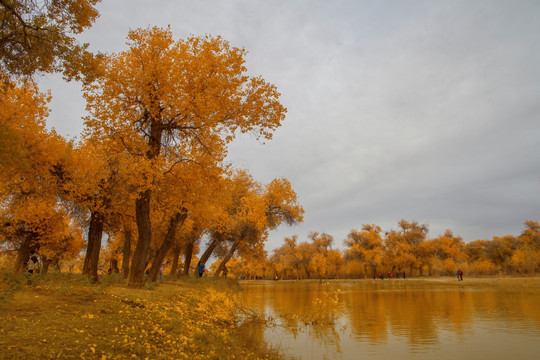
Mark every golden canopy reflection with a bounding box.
[240,279,540,358]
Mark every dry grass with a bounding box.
[0,271,281,360]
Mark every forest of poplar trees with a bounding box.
[1,1,539,285]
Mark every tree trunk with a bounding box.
[182,241,195,276]
[122,229,132,279]
[52,258,61,272]
[83,210,104,283]
[214,241,239,277]
[363,264,368,279]
[110,259,119,273]
[199,237,220,265]
[169,244,182,277]
[148,210,187,282]
[42,258,51,274]
[128,189,152,288]
[14,236,32,274]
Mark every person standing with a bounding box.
[197,262,205,278]
[159,261,167,281]
[27,250,39,274]
[456,269,461,281]
[459,269,463,281]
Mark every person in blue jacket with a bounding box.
[198,262,205,278]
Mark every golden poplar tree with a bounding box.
[0,0,101,78]
[344,224,385,278]
[83,27,286,287]
[0,79,82,272]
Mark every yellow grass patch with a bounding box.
[0,272,280,359]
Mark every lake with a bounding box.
[239,278,540,360]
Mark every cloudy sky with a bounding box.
[39,0,540,251]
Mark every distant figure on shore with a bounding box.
[378,272,384,280]
[198,262,205,278]
[388,272,392,279]
[403,272,406,279]
[373,273,376,279]
[456,269,464,281]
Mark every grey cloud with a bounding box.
[38,0,540,251]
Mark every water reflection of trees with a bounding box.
[346,285,475,346]
[240,282,346,351]
[240,281,540,353]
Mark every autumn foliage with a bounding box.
[0,16,303,288]
[245,220,540,280]
[0,3,538,285]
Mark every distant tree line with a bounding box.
[224,220,540,279]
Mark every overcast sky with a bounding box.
[39,0,540,251]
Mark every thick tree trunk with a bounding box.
[122,229,132,279]
[83,210,104,283]
[148,211,187,282]
[127,107,163,288]
[199,237,220,265]
[169,244,182,277]
[214,241,239,277]
[14,236,32,274]
[182,241,195,276]
[128,189,153,288]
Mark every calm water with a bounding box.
[239,279,540,360]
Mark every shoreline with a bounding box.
[239,275,540,288]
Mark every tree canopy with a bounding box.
[0,0,101,78]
